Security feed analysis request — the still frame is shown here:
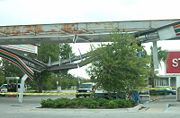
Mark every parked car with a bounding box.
[92,86,127,99]
[0,83,27,93]
[149,86,176,95]
[0,84,8,93]
[76,82,96,98]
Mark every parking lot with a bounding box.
[1,94,180,118]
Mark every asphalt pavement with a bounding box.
[142,95,180,113]
[1,94,180,118]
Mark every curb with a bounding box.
[127,104,146,112]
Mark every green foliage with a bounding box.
[28,72,84,91]
[0,43,74,92]
[104,100,118,108]
[0,59,23,85]
[41,98,135,109]
[59,44,74,60]
[0,60,5,85]
[0,60,24,78]
[87,33,150,94]
[41,98,55,108]
[38,42,60,63]
[32,43,74,92]
[157,47,167,62]
[55,73,77,89]
[0,72,5,85]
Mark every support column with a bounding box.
[18,74,28,103]
[168,77,171,87]
[16,79,18,93]
[152,41,159,69]
[176,76,180,101]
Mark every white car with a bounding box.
[0,84,8,92]
[0,83,27,93]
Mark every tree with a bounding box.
[1,60,24,77]
[87,33,150,97]
[38,42,60,63]
[58,44,74,74]
[0,43,74,92]
[0,60,5,85]
[0,59,24,85]
[59,43,74,60]
[34,43,74,92]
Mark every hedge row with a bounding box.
[41,98,135,109]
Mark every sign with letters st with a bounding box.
[166,51,180,74]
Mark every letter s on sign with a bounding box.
[172,58,178,67]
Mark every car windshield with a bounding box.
[79,84,93,88]
[0,84,7,89]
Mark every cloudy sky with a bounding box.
[0,0,180,78]
[0,0,179,25]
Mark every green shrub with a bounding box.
[95,98,108,107]
[40,98,135,109]
[74,98,99,108]
[105,100,118,108]
[86,100,99,108]
[41,98,55,108]
[54,98,69,108]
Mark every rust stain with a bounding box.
[2,27,20,36]
[62,24,85,34]
[34,25,43,33]
[22,25,43,34]
[24,26,35,33]
[50,29,58,32]
[11,26,21,36]
[63,24,75,33]
[0,28,5,35]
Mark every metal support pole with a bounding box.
[78,48,82,61]
[168,77,171,87]
[77,64,81,87]
[176,76,180,101]
[152,41,159,69]
[48,56,51,66]
[16,79,18,93]
[18,74,28,103]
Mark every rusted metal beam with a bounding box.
[0,19,180,44]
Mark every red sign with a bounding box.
[166,51,180,73]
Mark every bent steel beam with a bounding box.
[0,19,179,44]
[135,21,180,42]
[0,47,47,72]
[0,47,34,80]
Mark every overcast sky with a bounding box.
[0,0,180,78]
[0,0,179,25]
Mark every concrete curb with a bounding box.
[127,104,146,112]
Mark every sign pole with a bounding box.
[176,76,180,101]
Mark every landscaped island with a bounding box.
[41,98,135,109]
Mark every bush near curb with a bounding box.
[41,98,135,109]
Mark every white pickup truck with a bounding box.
[76,82,96,98]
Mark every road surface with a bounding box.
[0,95,180,118]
